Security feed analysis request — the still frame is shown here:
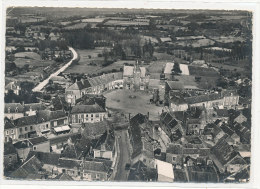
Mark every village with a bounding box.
[4,8,252,183]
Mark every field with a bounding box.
[65,48,135,75]
[14,52,54,67]
[64,23,89,30]
[188,66,219,77]
[104,89,163,121]
[104,20,149,26]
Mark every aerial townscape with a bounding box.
[4,7,252,183]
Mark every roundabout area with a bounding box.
[104,89,164,121]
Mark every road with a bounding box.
[32,47,78,92]
[114,129,131,181]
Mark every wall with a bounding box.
[157,173,174,182]
[71,112,107,124]
[33,141,50,153]
[4,128,18,142]
[93,150,113,160]
[5,113,24,120]
[4,153,18,169]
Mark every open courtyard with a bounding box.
[104,89,164,121]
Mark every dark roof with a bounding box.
[211,138,239,166]
[82,121,108,138]
[26,151,60,165]
[166,144,182,154]
[128,161,157,181]
[71,103,106,114]
[37,110,67,122]
[57,158,81,169]
[9,155,43,179]
[4,118,16,129]
[187,166,219,182]
[94,130,115,151]
[13,115,38,127]
[67,79,92,90]
[220,125,235,136]
[215,109,229,117]
[4,103,24,113]
[55,173,74,180]
[24,103,46,112]
[82,159,112,173]
[185,93,221,104]
[4,142,17,155]
[28,136,48,145]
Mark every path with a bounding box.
[32,47,78,92]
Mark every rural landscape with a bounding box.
[4,7,252,183]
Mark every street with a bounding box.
[114,129,131,181]
[32,47,78,92]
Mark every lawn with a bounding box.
[65,48,106,74]
[14,58,53,67]
[104,89,163,121]
[66,48,136,75]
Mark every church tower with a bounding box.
[133,60,141,90]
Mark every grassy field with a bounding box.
[65,48,136,75]
[104,89,163,121]
[14,52,41,59]
[65,48,105,74]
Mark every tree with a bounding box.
[172,63,182,75]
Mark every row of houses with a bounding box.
[5,119,116,181]
[165,82,239,111]
[65,72,123,105]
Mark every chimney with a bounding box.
[129,113,131,121]
[147,112,150,120]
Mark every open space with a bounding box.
[104,89,163,121]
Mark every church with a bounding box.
[123,61,150,90]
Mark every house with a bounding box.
[5,81,21,95]
[4,103,24,120]
[123,61,150,90]
[234,112,247,124]
[160,111,185,142]
[81,159,113,181]
[4,118,18,142]
[24,103,47,116]
[65,73,123,105]
[55,173,74,180]
[155,159,174,182]
[36,110,69,135]
[210,137,242,173]
[129,114,156,167]
[26,151,61,177]
[166,143,210,167]
[8,155,44,179]
[13,115,38,140]
[71,103,108,124]
[220,124,240,145]
[186,166,219,182]
[14,136,50,161]
[4,142,18,171]
[61,134,91,159]
[93,130,116,161]
[128,160,157,181]
[81,121,109,140]
[11,110,68,139]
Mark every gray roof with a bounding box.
[71,103,106,114]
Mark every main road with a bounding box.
[32,47,78,92]
[114,129,131,181]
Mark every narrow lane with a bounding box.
[32,47,78,92]
[114,129,131,181]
